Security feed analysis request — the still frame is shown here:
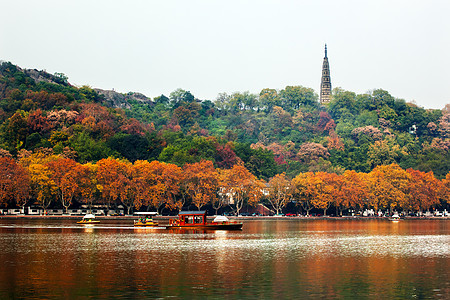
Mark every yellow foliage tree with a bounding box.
[367,164,411,214]
[267,173,292,215]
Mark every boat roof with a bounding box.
[213,216,229,222]
[83,214,96,219]
[178,211,207,215]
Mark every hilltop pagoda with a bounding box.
[320,44,332,104]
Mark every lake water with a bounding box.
[0,218,448,299]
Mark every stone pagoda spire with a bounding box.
[320,44,332,104]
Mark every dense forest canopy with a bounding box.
[0,61,449,214]
[1,61,449,177]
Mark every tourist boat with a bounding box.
[134,218,159,227]
[389,213,402,222]
[77,213,100,224]
[134,212,159,227]
[166,211,243,230]
[134,219,159,227]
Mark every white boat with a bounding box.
[389,213,401,222]
[77,213,100,224]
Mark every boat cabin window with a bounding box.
[185,216,194,224]
[194,216,203,223]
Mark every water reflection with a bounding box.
[0,219,448,299]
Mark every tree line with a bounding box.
[1,150,449,216]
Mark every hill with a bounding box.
[1,61,449,178]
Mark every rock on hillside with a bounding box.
[94,89,153,109]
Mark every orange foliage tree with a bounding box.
[406,169,442,213]
[132,160,182,213]
[77,163,100,212]
[96,158,131,213]
[182,160,219,211]
[442,172,450,207]
[220,164,265,215]
[0,157,30,209]
[159,162,183,211]
[46,158,81,213]
[118,161,134,215]
[338,170,368,215]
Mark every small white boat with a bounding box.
[389,213,401,222]
[77,213,100,224]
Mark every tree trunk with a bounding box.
[323,208,327,216]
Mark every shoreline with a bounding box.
[0,215,448,221]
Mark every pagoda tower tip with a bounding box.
[320,44,332,104]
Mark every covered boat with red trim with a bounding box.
[166,211,243,230]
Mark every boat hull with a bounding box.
[166,223,243,230]
[77,220,100,224]
[134,222,159,227]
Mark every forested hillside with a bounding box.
[1,61,449,214]
[1,61,449,178]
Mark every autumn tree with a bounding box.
[132,160,182,213]
[366,164,411,214]
[292,172,314,216]
[96,158,132,214]
[339,170,368,215]
[27,163,57,213]
[46,158,81,213]
[442,172,450,206]
[182,160,219,210]
[117,161,134,215]
[267,173,292,215]
[77,163,100,212]
[220,165,265,216]
[0,157,30,209]
[309,172,338,216]
[18,149,60,213]
[214,169,230,215]
[406,169,442,213]
[132,160,158,211]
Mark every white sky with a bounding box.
[1,0,449,109]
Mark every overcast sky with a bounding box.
[1,0,449,109]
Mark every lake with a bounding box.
[0,218,448,299]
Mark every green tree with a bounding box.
[107,133,151,162]
[279,86,318,111]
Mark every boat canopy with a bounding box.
[179,211,206,216]
[83,214,96,219]
[213,216,229,222]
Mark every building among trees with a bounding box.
[320,44,332,104]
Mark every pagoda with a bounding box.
[320,44,332,104]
